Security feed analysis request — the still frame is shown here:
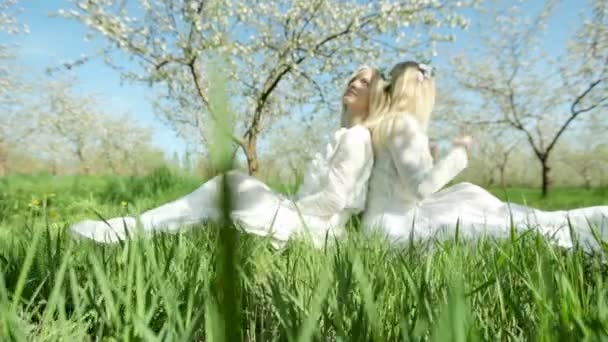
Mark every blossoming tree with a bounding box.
[58,0,475,174]
[451,0,607,196]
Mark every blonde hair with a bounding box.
[366,61,436,146]
[341,66,385,128]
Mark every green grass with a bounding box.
[0,172,607,340]
[488,186,608,211]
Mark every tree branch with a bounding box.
[545,79,604,155]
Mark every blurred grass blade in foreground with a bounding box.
[207,57,241,342]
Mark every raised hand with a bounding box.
[453,135,473,153]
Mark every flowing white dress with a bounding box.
[71,125,374,247]
[362,115,608,252]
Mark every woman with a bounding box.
[363,61,608,252]
[71,66,381,247]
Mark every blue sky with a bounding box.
[1,0,184,157]
[0,0,586,159]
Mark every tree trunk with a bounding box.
[0,159,6,177]
[244,136,259,176]
[540,158,551,197]
[499,167,507,188]
[76,147,90,175]
[583,172,592,190]
[51,161,58,175]
[0,152,6,177]
[0,137,6,177]
[108,161,118,174]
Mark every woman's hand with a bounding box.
[453,135,473,153]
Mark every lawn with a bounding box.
[0,169,607,340]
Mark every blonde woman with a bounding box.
[71,66,382,247]
[362,61,607,251]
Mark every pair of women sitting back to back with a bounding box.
[71,62,608,252]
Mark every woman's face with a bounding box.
[343,68,374,117]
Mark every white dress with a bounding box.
[362,115,608,252]
[71,125,374,247]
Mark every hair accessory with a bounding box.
[416,71,424,82]
[417,63,433,79]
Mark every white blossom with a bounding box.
[57,0,478,173]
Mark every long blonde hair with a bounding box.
[341,66,385,128]
[365,61,436,146]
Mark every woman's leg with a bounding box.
[411,182,607,251]
[71,175,225,243]
[416,182,513,240]
[138,175,223,232]
[447,185,608,250]
[227,170,295,243]
[70,169,345,246]
[522,205,608,251]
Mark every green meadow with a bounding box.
[0,170,607,340]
